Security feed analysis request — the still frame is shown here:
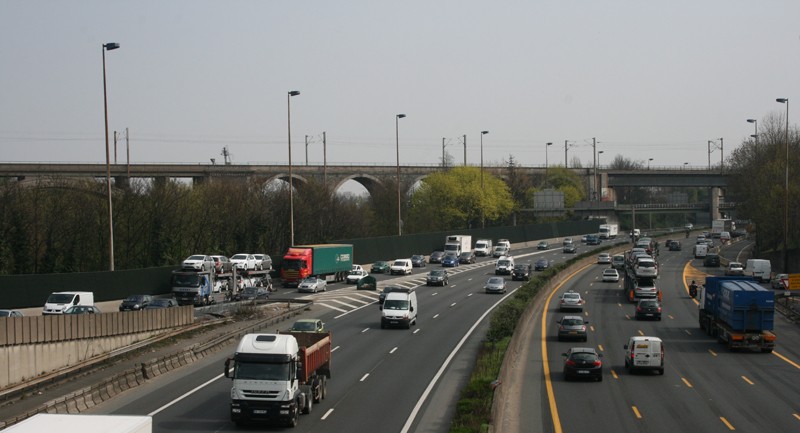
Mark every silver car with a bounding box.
[181,254,214,272]
[557,315,588,342]
[298,277,327,293]
[484,276,507,294]
[559,290,584,311]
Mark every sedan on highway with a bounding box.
[597,253,612,265]
[426,269,449,286]
[537,241,550,250]
[557,316,588,342]
[442,253,460,267]
[411,254,427,267]
[562,347,603,382]
[534,259,550,271]
[371,260,391,273]
[725,261,744,276]
[428,251,445,264]
[119,294,153,311]
[602,268,619,282]
[0,309,23,317]
[634,299,662,321]
[298,277,327,293]
[563,243,577,254]
[346,269,369,284]
[458,251,476,264]
[484,276,507,294]
[559,290,584,311]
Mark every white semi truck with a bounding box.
[225,332,331,428]
[5,414,151,433]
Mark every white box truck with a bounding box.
[599,224,618,240]
[474,239,493,256]
[444,235,472,256]
[5,414,151,433]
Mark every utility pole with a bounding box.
[305,135,310,166]
[125,128,130,179]
[113,131,118,164]
[463,134,467,166]
[592,137,597,201]
[323,131,327,186]
[719,137,723,173]
[442,137,446,168]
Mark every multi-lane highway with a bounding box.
[517,238,800,433]
[83,239,608,432]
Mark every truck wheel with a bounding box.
[321,376,327,399]
[287,405,299,427]
[303,395,313,414]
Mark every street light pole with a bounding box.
[480,131,489,189]
[747,118,758,150]
[719,137,724,173]
[597,150,604,201]
[102,42,119,271]
[396,114,406,236]
[777,98,790,272]
[545,142,553,186]
[442,137,446,168]
[305,134,310,166]
[648,158,653,170]
[287,90,300,246]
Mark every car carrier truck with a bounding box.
[698,276,776,352]
[171,270,216,306]
[280,244,353,287]
[225,332,332,427]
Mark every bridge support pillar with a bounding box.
[710,187,721,220]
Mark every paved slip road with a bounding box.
[517,237,800,433]
[71,238,610,433]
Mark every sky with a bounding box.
[1,1,799,173]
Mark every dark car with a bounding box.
[458,251,476,264]
[562,347,603,381]
[426,269,449,286]
[145,298,176,309]
[429,251,445,264]
[411,254,427,267]
[703,254,721,267]
[64,305,101,315]
[668,240,682,251]
[239,286,269,301]
[557,316,588,342]
[585,235,600,245]
[442,253,460,267]
[372,260,391,273]
[537,241,550,250]
[563,243,577,254]
[534,259,550,271]
[635,299,662,321]
[119,294,154,311]
[512,263,532,281]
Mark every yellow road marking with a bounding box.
[590,325,595,332]
[611,369,619,379]
[542,263,594,433]
[793,413,800,421]
[709,349,718,357]
[597,344,604,352]
[681,377,693,388]
[638,329,644,336]
[720,417,736,430]
[584,311,589,316]
[631,406,642,419]
[625,314,631,320]
[741,376,754,385]
[773,351,800,369]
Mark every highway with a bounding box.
[84,240,609,432]
[518,238,800,433]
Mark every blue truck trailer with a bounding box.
[698,276,776,352]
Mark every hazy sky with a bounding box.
[2,1,798,170]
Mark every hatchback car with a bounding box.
[253,254,272,270]
[512,263,532,281]
[346,269,369,284]
[725,261,744,276]
[119,294,154,311]
[492,246,509,258]
[563,242,577,253]
[145,298,176,309]
[210,255,232,273]
[703,254,721,267]
[559,290,584,311]
[562,238,574,246]
[484,276,507,294]
[668,240,682,251]
[562,347,603,382]
[230,254,257,271]
[0,310,23,317]
[371,260,391,273]
[298,277,327,293]
[63,305,101,315]
[442,253,460,267]
[635,299,662,320]
[537,241,550,250]
[602,268,619,282]
[182,254,214,272]
[557,316,588,342]
[411,254,427,267]
[458,251,476,264]
[597,253,612,264]
[428,251,445,264]
[534,259,550,271]
[290,319,325,333]
[771,273,789,290]
[426,269,449,286]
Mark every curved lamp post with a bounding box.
[288,90,300,246]
[396,114,406,236]
[102,42,120,271]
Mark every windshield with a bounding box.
[638,261,655,268]
[292,321,318,331]
[282,259,306,270]
[488,278,503,284]
[383,300,409,310]
[301,278,316,284]
[498,260,510,266]
[187,255,205,260]
[47,293,75,303]
[235,361,291,381]
[231,254,247,260]
[172,274,201,286]
[430,270,444,276]
[514,265,526,270]
[393,260,406,266]
[562,318,583,326]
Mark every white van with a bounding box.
[42,291,95,315]
[624,336,664,375]
[745,259,772,283]
[495,256,515,275]
[390,258,413,275]
[474,239,493,256]
[380,288,417,329]
[693,243,708,258]
[496,239,511,251]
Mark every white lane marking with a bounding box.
[433,314,440,319]
[360,373,369,382]
[450,303,457,307]
[390,347,398,354]
[334,297,379,319]
[467,293,473,297]
[321,408,334,420]
[413,329,421,334]
[148,373,224,417]
[341,296,371,305]
[400,286,515,433]
[328,299,360,309]
[361,328,370,333]
[332,345,340,352]
[432,292,439,296]
[317,302,348,313]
